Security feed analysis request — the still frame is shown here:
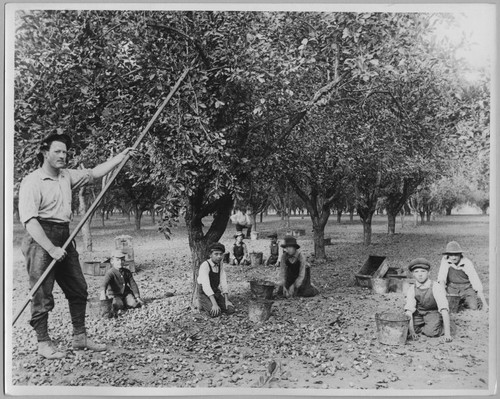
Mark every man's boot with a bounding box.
[38,340,66,360]
[72,333,107,352]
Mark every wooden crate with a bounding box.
[355,256,390,287]
[287,229,306,237]
[82,261,111,276]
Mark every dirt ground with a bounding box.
[7,214,491,392]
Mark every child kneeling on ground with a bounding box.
[101,250,144,316]
[266,233,280,266]
[278,236,319,298]
[405,258,452,342]
[197,243,235,317]
[437,241,488,312]
[232,232,250,266]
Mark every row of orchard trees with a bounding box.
[14,10,489,296]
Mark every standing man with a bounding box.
[230,208,253,238]
[19,132,135,359]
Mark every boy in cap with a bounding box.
[437,241,488,311]
[278,236,319,298]
[100,250,143,317]
[232,232,250,266]
[266,233,280,266]
[197,243,235,317]
[405,258,452,342]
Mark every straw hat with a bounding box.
[280,236,300,249]
[443,241,464,255]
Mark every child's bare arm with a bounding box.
[406,310,417,339]
[441,309,452,342]
[477,291,489,311]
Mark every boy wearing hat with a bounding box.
[405,258,452,342]
[101,250,144,317]
[232,232,250,266]
[19,132,135,359]
[266,233,280,266]
[437,241,488,311]
[197,243,235,317]
[278,236,319,298]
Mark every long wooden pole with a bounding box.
[12,68,190,326]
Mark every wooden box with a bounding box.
[355,256,390,287]
[82,261,111,276]
[287,229,306,237]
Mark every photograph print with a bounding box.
[4,2,496,395]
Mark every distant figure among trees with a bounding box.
[230,208,252,238]
[232,232,250,266]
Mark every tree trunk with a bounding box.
[259,212,263,223]
[361,216,373,245]
[312,216,329,259]
[419,211,425,224]
[101,208,105,227]
[336,209,342,224]
[78,187,93,252]
[186,193,233,310]
[151,206,156,224]
[426,211,431,222]
[134,206,143,230]
[349,207,354,222]
[251,213,257,230]
[400,210,405,229]
[445,206,452,216]
[387,211,397,235]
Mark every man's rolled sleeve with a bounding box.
[432,282,449,312]
[69,168,94,191]
[404,285,416,314]
[18,177,41,226]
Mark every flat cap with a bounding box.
[111,249,126,259]
[209,242,225,253]
[408,258,431,272]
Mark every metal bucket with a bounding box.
[375,312,410,346]
[371,278,389,294]
[248,299,274,323]
[249,280,275,299]
[447,293,461,313]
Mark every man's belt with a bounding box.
[38,219,70,227]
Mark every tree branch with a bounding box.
[148,23,211,69]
